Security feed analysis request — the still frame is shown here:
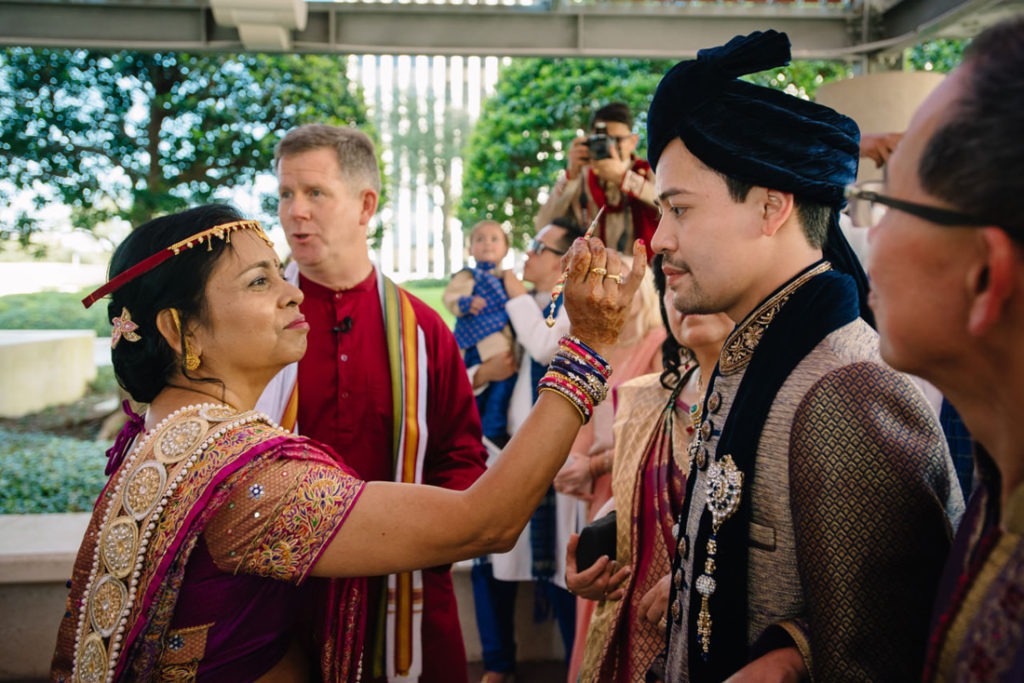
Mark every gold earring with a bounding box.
[168,308,199,370]
[184,340,201,371]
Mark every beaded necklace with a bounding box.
[72,403,280,681]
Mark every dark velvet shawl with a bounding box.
[676,265,860,680]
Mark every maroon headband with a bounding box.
[82,219,271,309]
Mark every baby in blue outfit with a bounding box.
[443,220,516,448]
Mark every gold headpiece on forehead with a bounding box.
[82,219,273,309]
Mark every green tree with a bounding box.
[457,57,850,246]
[0,49,370,242]
[905,38,966,73]
[744,60,853,99]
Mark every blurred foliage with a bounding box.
[0,38,966,277]
[0,289,109,335]
[905,38,966,73]
[743,60,853,98]
[458,57,850,247]
[88,365,120,395]
[0,366,128,514]
[0,429,107,513]
[0,48,372,241]
[0,284,452,334]
[0,212,43,250]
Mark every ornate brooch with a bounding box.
[696,454,744,659]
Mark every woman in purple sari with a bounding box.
[50,204,644,681]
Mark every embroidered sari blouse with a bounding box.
[51,410,367,683]
[161,447,364,679]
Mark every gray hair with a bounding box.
[275,124,381,195]
[919,17,1024,237]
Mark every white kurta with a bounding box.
[489,291,585,588]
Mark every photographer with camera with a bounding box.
[536,102,659,261]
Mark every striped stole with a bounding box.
[378,271,429,681]
[257,264,429,681]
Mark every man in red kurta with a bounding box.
[260,124,486,683]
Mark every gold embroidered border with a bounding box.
[72,408,287,680]
[719,262,831,375]
[936,534,1018,682]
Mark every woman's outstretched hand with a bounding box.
[562,238,647,355]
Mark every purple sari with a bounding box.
[51,407,367,681]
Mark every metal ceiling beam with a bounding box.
[297,5,855,59]
[1,1,217,49]
[881,0,1004,39]
[0,0,853,58]
[1,0,1018,59]
[210,0,309,50]
[854,0,1024,62]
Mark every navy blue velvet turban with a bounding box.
[647,30,873,324]
[648,29,859,206]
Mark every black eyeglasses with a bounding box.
[844,181,990,229]
[528,238,566,256]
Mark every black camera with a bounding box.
[585,121,613,161]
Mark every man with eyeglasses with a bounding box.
[854,17,1024,680]
[536,103,658,259]
[469,216,585,683]
[644,30,964,682]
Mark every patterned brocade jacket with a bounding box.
[663,265,966,682]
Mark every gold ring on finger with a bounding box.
[606,274,623,284]
[590,267,608,276]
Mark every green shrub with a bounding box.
[0,289,109,335]
[0,429,108,513]
[403,279,454,328]
[0,278,455,517]
[89,365,120,395]
[0,283,451,333]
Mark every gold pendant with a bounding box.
[696,455,744,658]
[696,594,713,655]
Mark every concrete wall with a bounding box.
[816,70,947,182]
[0,331,96,418]
[816,71,946,264]
[0,514,89,680]
[0,514,562,680]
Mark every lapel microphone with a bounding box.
[332,316,353,334]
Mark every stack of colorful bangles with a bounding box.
[538,335,612,424]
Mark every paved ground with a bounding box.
[467,660,568,683]
[14,661,568,683]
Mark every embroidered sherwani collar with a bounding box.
[719,261,832,375]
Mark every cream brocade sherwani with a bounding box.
[664,277,965,681]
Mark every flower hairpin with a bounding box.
[111,307,142,348]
